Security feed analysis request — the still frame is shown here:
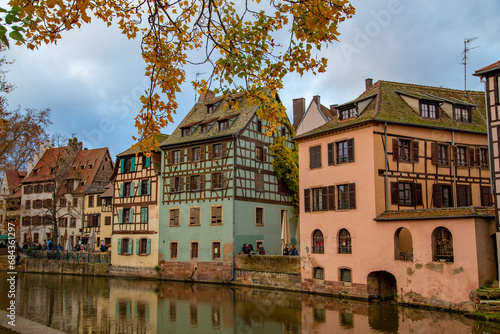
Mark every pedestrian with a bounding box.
[283,244,289,255]
[258,244,266,255]
[242,243,248,254]
[289,244,298,256]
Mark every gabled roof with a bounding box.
[3,170,27,194]
[22,146,70,183]
[295,80,486,139]
[99,183,114,198]
[474,60,500,76]
[66,148,111,194]
[160,92,260,147]
[117,133,169,157]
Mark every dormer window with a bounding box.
[339,106,356,120]
[218,120,228,131]
[454,105,472,123]
[200,124,207,134]
[207,104,215,114]
[420,101,439,119]
[33,168,40,175]
[181,127,191,137]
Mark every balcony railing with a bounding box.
[27,250,110,264]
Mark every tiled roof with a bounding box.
[117,133,169,157]
[66,148,111,194]
[374,207,494,221]
[474,61,500,76]
[160,92,259,147]
[22,146,70,183]
[99,184,113,198]
[4,170,27,193]
[295,80,486,139]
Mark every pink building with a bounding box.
[295,79,497,310]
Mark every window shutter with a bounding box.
[321,186,328,211]
[432,184,442,207]
[207,145,213,160]
[392,138,399,161]
[481,186,492,206]
[453,146,458,166]
[263,148,267,162]
[130,182,135,196]
[120,183,124,197]
[117,238,121,254]
[170,178,175,193]
[349,183,356,209]
[145,156,151,168]
[120,159,124,173]
[415,183,423,206]
[475,147,480,167]
[327,143,334,165]
[431,143,439,165]
[129,208,134,223]
[119,209,123,223]
[412,141,419,162]
[147,239,151,255]
[186,176,191,191]
[131,157,135,172]
[137,181,142,196]
[327,185,335,210]
[128,239,133,255]
[167,151,172,165]
[187,148,192,162]
[180,149,185,163]
[457,185,465,207]
[347,138,355,162]
[136,239,140,255]
[200,175,205,190]
[222,143,227,157]
[147,180,151,195]
[222,173,227,188]
[468,147,475,167]
[304,189,310,212]
[201,146,205,161]
[390,182,399,205]
[180,177,185,191]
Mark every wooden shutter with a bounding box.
[170,177,175,193]
[187,148,192,162]
[136,239,140,255]
[457,185,466,207]
[222,142,227,157]
[120,159,124,173]
[117,239,121,254]
[390,182,399,204]
[129,208,134,223]
[200,175,205,190]
[412,141,419,162]
[481,186,492,206]
[201,146,206,161]
[468,147,475,167]
[432,184,442,207]
[304,189,310,212]
[119,209,123,224]
[137,181,142,196]
[180,177,185,191]
[327,185,335,210]
[147,180,151,195]
[131,157,135,172]
[147,239,151,255]
[453,146,458,166]
[475,147,481,167]
[347,138,354,162]
[221,173,227,188]
[309,147,314,168]
[392,138,399,161]
[145,157,151,168]
[321,186,328,211]
[167,151,172,165]
[130,182,135,196]
[431,142,439,165]
[186,176,191,191]
[120,184,124,197]
[348,183,356,209]
[128,239,133,255]
[180,149,185,163]
[327,143,334,165]
[414,183,423,206]
[207,145,213,160]
[263,148,267,162]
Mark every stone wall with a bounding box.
[158,259,232,282]
[24,258,110,276]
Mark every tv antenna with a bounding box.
[194,72,206,102]
[461,37,479,94]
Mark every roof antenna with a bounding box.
[194,72,206,102]
[461,37,479,95]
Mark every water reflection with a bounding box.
[1,272,499,333]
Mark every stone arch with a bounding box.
[367,271,397,300]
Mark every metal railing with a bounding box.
[27,250,111,264]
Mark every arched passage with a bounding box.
[367,271,397,300]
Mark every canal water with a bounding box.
[0,272,499,334]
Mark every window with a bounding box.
[312,188,323,212]
[255,146,264,162]
[481,186,492,206]
[124,182,132,197]
[189,207,201,226]
[139,239,148,255]
[105,216,111,225]
[141,180,149,196]
[454,106,472,123]
[432,227,454,262]
[432,184,453,208]
[181,127,191,137]
[211,206,222,225]
[171,177,182,193]
[24,185,33,194]
[257,119,262,133]
[121,238,130,255]
[191,242,199,259]
[212,242,221,260]
[457,185,472,207]
[88,195,94,208]
[88,214,100,227]
[140,207,148,223]
[33,200,42,209]
[142,155,151,168]
[497,76,500,104]
[200,124,208,134]
[337,183,356,210]
[35,184,43,193]
[212,173,223,189]
[25,200,31,209]
[309,145,321,169]
[255,174,264,192]
[123,158,132,173]
[44,183,54,192]
[438,144,448,165]
[213,144,223,159]
[172,150,181,164]
[33,233,39,243]
[70,218,76,227]
[218,120,228,131]
[312,230,324,254]
[73,198,78,207]
[123,208,132,223]
[281,126,286,137]
[192,147,201,162]
[392,139,418,162]
[170,242,178,259]
[336,139,354,164]
[398,139,411,161]
[338,229,351,254]
[478,148,489,168]
[169,208,180,227]
[421,101,438,119]
[60,198,66,207]
[313,267,324,280]
[255,207,264,226]
[105,238,111,245]
[190,175,201,191]
[455,146,468,166]
[59,217,68,227]
[395,227,413,261]
[391,182,422,207]
[339,106,356,120]
[340,268,352,282]
[207,104,215,113]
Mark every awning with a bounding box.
[0,235,9,241]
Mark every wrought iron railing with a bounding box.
[27,250,110,264]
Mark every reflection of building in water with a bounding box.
[109,278,158,334]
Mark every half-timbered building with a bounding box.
[110,134,167,268]
[158,92,297,281]
[0,170,27,244]
[296,79,496,309]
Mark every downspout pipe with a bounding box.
[452,131,457,207]
[231,134,237,281]
[385,122,389,211]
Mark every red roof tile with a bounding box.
[4,170,27,193]
[474,61,500,76]
[22,146,70,183]
[65,148,111,194]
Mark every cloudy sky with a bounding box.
[2,0,500,159]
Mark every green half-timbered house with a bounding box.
[158,92,297,281]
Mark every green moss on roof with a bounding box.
[375,207,494,221]
[117,133,169,157]
[296,80,487,139]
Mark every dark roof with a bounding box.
[295,80,486,140]
[65,148,111,194]
[117,133,170,157]
[99,183,114,198]
[474,61,500,76]
[160,92,259,147]
[374,207,494,221]
[4,170,27,193]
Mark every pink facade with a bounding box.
[296,80,497,309]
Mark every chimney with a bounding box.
[330,104,338,118]
[292,98,306,130]
[365,78,373,91]
[68,137,83,153]
[312,95,320,109]
[198,90,215,102]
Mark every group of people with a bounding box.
[240,243,298,256]
[282,244,298,256]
